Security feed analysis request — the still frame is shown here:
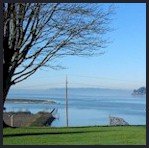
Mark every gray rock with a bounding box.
[109,116,129,126]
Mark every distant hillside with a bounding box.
[132,87,146,95]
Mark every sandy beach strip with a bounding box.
[6,98,56,104]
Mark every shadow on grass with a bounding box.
[3,130,107,138]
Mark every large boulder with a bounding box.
[109,116,129,126]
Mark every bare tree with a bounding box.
[3,3,114,126]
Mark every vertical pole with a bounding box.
[10,115,13,127]
[66,76,68,127]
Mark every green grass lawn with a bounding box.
[3,125,146,145]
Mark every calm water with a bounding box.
[5,88,146,127]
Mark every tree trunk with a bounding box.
[3,27,16,128]
[3,73,14,128]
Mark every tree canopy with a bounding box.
[3,3,114,101]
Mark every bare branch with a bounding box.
[3,3,114,100]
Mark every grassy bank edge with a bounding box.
[3,125,146,145]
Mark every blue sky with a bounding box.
[12,3,146,90]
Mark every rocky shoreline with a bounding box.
[3,110,56,127]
